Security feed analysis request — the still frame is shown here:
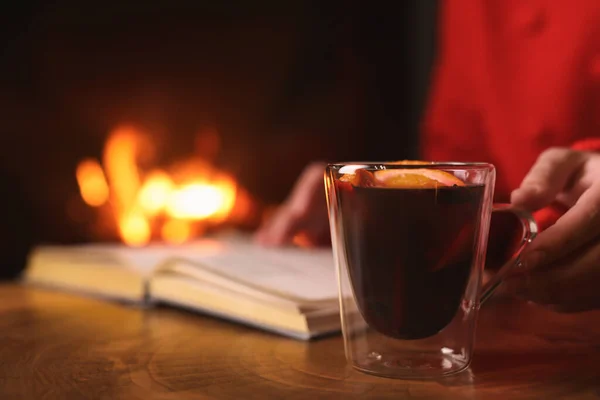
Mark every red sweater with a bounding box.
[421,0,600,230]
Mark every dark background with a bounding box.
[0,0,438,277]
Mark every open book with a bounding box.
[23,234,340,340]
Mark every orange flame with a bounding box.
[119,210,151,247]
[166,181,235,220]
[75,159,109,207]
[138,170,173,216]
[161,219,193,244]
[75,125,251,246]
[103,126,145,213]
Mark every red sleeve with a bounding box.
[533,138,600,231]
[420,3,485,162]
[570,137,600,152]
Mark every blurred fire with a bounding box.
[75,159,109,207]
[75,125,254,246]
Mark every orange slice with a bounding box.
[339,161,429,183]
[339,173,354,183]
[356,169,378,187]
[374,169,465,188]
[338,161,465,188]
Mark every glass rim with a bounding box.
[326,161,495,170]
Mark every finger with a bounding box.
[253,210,277,244]
[255,205,303,246]
[511,148,587,210]
[255,163,326,246]
[555,155,600,207]
[264,207,303,246]
[287,162,326,215]
[254,212,277,244]
[504,237,600,312]
[519,182,600,270]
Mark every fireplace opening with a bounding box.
[0,1,436,276]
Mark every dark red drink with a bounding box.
[338,183,485,340]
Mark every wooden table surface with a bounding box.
[1,284,600,400]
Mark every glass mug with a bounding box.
[325,162,537,379]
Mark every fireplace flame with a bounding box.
[103,126,145,215]
[120,210,151,246]
[166,182,235,220]
[75,159,109,207]
[76,125,252,246]
[138,170,173,216]
[161,219,192,244]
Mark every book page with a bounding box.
[155,234,338,303]
[42,234,338,303]
[39,243,174,276]
[178,241,337,302]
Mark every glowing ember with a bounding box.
[75,125,252,246]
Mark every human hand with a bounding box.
[506,147,600,312]
[254,162,330,247]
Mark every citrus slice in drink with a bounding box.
[338,161,465,188]
[374,168,465,188]
[339,161,428,184]
[340,169,377,186]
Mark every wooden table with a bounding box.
[1,284,600,399]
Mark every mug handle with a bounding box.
[479,204,538,305]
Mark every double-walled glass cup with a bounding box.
[325,162,537,379]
